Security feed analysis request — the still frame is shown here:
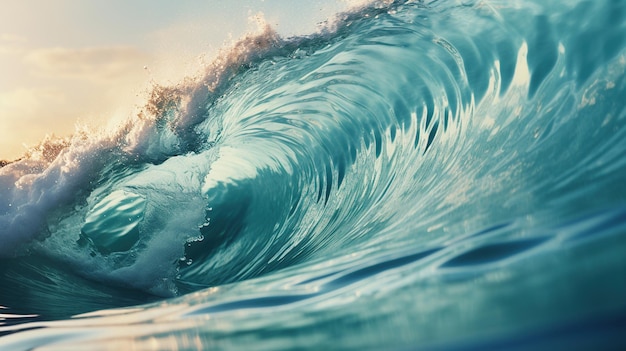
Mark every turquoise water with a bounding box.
[2,0,626,349]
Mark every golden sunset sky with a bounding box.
[0,0,362,161]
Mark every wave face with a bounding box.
[2,0,626,349]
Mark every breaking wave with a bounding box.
[2,0,626,349]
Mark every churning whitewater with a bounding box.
[2,0,626,349]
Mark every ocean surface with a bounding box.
[2,0,626,349]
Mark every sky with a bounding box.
[0,0,366,161]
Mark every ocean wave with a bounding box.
[2,0,626,349]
